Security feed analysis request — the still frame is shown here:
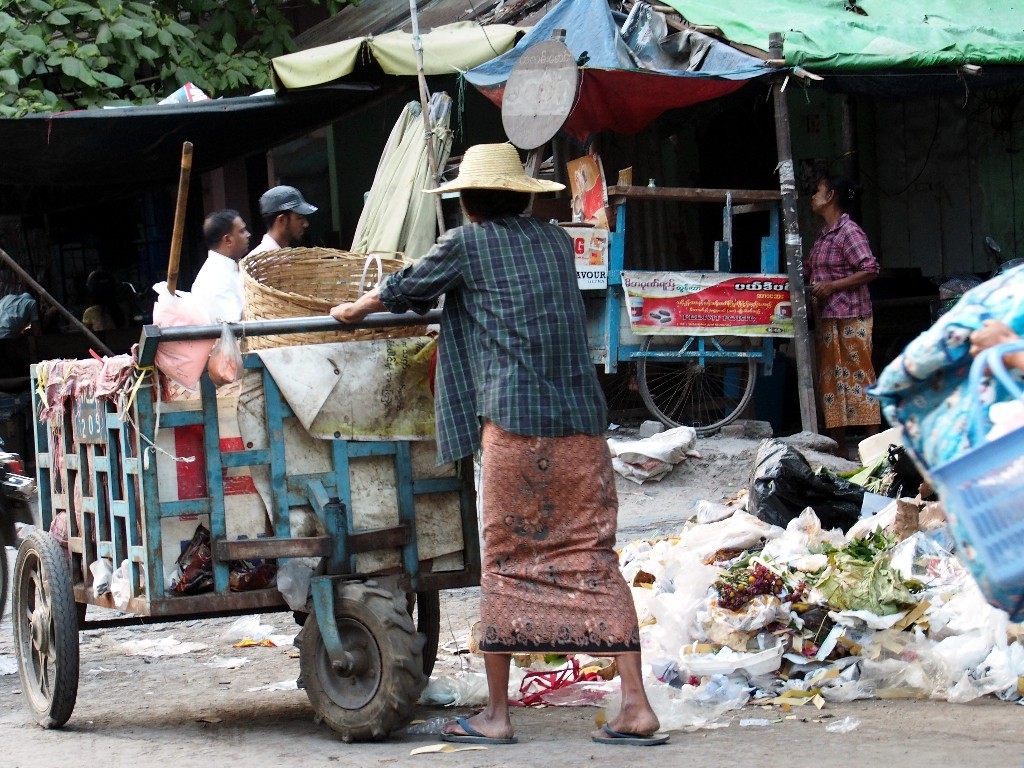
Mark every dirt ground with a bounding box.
[2,430,1023,768]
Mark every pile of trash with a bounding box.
[420,437,1024,732]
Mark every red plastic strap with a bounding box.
[512,657,599,707]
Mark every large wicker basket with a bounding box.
[240,247,423,350]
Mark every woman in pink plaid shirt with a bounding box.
[804,175,882,457]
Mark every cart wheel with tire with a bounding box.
[637,335,757,435]
[12,530,79,729]
[300,580,428,742]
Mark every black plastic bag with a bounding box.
[886,444,926,498]
[172,524,214,595]
[747,439,864,532]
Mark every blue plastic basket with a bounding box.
[931,340,1024,621]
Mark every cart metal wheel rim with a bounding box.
[637,336,757,435]
[13,531,80,728]
[23,554,58,703]
[314,617,383,710]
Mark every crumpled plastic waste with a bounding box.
[110,559,132,610]
[419,667,528,707]
[612,502,1024,706]
[425,475,1024,713]
[608,426,698,484]
[602,674,749,732]
[276,558,316,611]
[694,500,738,524]
[220,615,275,643]
[825,716,861,733]
[89,558,114,599]
[121,637,208,657]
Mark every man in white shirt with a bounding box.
[248,185,318,256]
[191,209,250,322]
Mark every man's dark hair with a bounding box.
[460,189,531,221]
[203,209,240,249]
[261,210,287,230]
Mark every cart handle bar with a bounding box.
[142,309,442,343]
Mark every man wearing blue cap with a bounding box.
[248,185,318,256]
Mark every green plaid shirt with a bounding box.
[379,215,607,464]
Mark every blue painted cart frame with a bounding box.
[29,312,478,623]
[18,311,479,736]
[585,186,786,432]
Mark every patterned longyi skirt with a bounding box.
[477,422,641,655]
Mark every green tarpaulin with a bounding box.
[661,1,1024,70]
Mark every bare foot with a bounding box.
[442,711,514,741]
[602,708,661,738]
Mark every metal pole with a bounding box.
[144,309,444,343]
[408,0,447,236]
[0,246,115,356]
[769,32,818,434]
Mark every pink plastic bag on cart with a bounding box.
[151,281,214,390]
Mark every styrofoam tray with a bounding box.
[678,641,785,676]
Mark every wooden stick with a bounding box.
[0,246,114,356]
[166,141,193,296]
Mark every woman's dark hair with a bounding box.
[819,175,859,213]
[460,189,531,221]
[202,209,241,249]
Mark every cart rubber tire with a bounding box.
[414,590,440,678]
[637,336,757,436]
[301,581,425,742]
[0,540,8,624]
[12,531,79,729]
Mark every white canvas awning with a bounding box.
[271,21,522,89]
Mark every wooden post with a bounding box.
[769,32,818,434]
[166,141,193,297]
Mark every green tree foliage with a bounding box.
[0,0,340,117]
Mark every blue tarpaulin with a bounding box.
[465,0,772,142]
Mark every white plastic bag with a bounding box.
[151,281,214,390]
[276,558,315,612]
[608,426,698,464]
[89,558,114,598]
[419,667,528,707]
[611,455,673,484]
[110,559,132,610]
[208,322,243,387]
[602,675,748,733]
[220,615,275,642]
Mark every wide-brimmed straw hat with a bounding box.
[426,143,565,194]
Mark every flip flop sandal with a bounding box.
[591,724,670,746]
[440,717,519,745]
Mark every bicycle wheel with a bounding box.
[637,335,757,435]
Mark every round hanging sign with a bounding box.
[501,39,579,150]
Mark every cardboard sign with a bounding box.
[567,154,609,229]
[621,271,794,337]
[563,227,609,289]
